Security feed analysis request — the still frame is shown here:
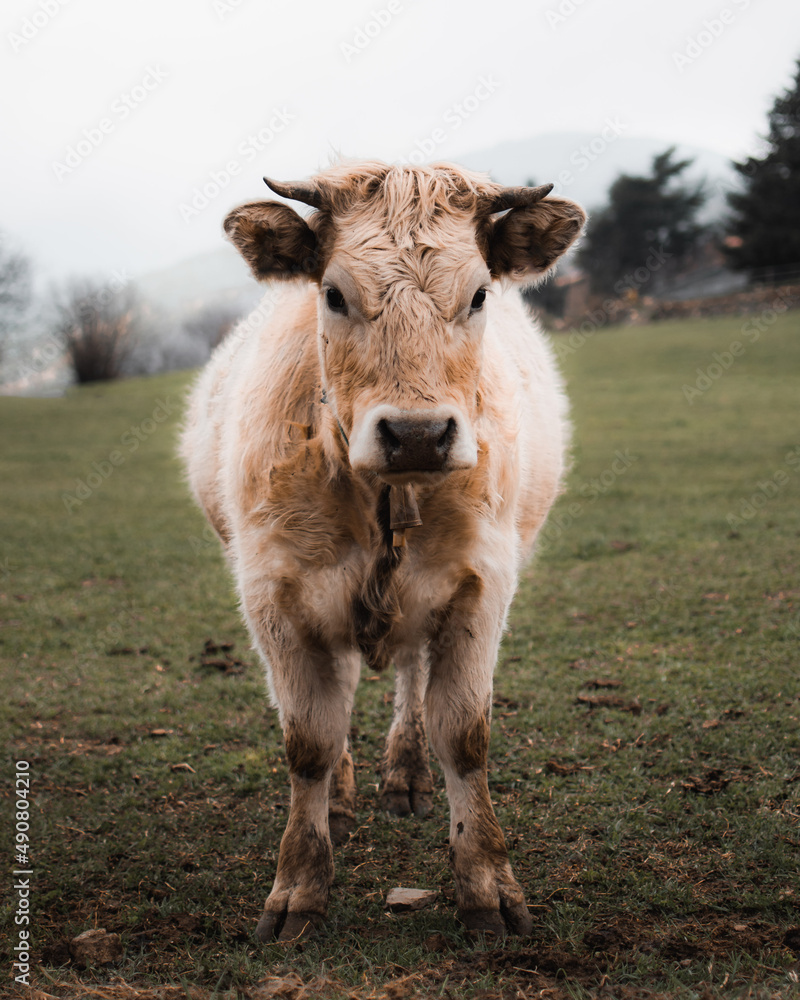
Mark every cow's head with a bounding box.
[224,162,585,484]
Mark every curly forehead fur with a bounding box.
[310,161,500,300]
[310,159,502,233]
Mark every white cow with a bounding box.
[181,160,585,940]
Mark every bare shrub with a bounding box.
[53,278,141,383]
[0,231,32,351]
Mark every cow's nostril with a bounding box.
[375,414,459,472]
[438,418,457,453]
[377,418,401,451]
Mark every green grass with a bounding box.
[1,311,799,999]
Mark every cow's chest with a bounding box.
[263,445,483,658]
[284,534,460,665]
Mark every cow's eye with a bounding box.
[470,288,487,313]
[325,286,347,315]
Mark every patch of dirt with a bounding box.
[545,759,594,776]
[582,677,623,689]
[681,766,748,795]
[783,926,800,956]
[194,637,249,675]
[576,692,642,714]
[24,906,799,1000]
[201,638,235,654]
[14,708,798,1000]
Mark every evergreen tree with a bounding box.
[726,59,800,272]
[578,148,706,295]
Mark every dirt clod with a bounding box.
[424,932,450,952]
[681,767,746,795]
[576,693,642,714]
[784,926,800,955]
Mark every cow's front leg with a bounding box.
[426,573,532,937]
[380,645,434,817]
[254,635,359,942]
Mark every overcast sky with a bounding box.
[2,0,798,283]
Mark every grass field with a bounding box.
[1,308,799,999]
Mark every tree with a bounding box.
[0,231,32,350]
[725,58,800,273]
[578,148,707,295]
[53,278,141,383]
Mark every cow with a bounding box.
[180,160,586,942]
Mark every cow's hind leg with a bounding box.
[380,645,434,817]
[255,643,360,942]
[329,737,357,844]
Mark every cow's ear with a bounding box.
[485,198,586,283]
[223,201,321,281]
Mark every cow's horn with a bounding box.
[263,177,326,209]
[487,183,554,213]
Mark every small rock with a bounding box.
[70,928,123,966]
[385,887,438,912]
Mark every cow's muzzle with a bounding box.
[377,414,456,471]
[349,405,478,480]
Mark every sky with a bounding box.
[1,0,799,284]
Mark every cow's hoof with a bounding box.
[381,789,412,816]
[460,908,507,937]
[460,902,532,938]
[411,789,434,817]
[278,911,325,942]
[329,811,356,845]
[255,908,324,943]
[380,785,433,818]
